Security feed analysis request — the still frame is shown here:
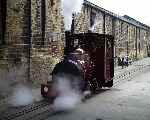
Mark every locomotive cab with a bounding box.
[65,32,114,87]
[41,32,114,100]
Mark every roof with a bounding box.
[83,0,150,30]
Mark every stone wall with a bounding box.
[30,48,60,84]
[30,0,64,83]
[31,0,43,45]
[74,1,150,60]
[5,0,26,44]
[0,1,2,44]
[1,0,150,86]
[0,1,7,45]
[74,6,90,33]
[0,0,65,85]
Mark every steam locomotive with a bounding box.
[41,31,114,101]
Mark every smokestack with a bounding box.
[71,13,75,34]
[62,0,83,31]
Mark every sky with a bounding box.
[62,0,83,30]
[88,0,150,26]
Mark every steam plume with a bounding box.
[89,15,101,32]
[0,65,27,98]
[8,84,43,107]
[9,85,34,106]
[53,75,82,111]
[62,0,83,30]
[0,65,42,106]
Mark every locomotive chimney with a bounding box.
[64,13,75,56]
[71,13,75,34]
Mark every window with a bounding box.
[90,11,96,27]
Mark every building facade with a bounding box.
[74,0,150,60]
[0,0,150,84]
[0,0,64,84]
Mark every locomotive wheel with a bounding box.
[107,80,113,87]
[89,78,101,94]
[103,79,113,87]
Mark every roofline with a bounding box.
[83,0,150,30]
[123,15,150,29]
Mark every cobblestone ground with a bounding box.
[0,57,150,120]
[45,57,150,120]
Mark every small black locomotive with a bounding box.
[41,32,114,100]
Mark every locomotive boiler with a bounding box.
[41,31,114,101]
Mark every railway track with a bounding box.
[0,64,150,120]
[0,100,49,120]
[113,64,149,87]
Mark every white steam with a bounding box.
[89,15,101,32]
[54,91,81,111]
[0,65,42,107]
[90,21,100,32]
[9,85,34,106]
[53,75,82,111]
[62,0,83,30]
[8,84,43,107]
[0,65,27,98]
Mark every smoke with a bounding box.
[8,85,34,106]
[62,0,83,30]
[90,21,100,32]
[53,75,82,111]
[0,65,42,106]
[8,84,43,107]
[89,15,101,32]
[0,65,27,98]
